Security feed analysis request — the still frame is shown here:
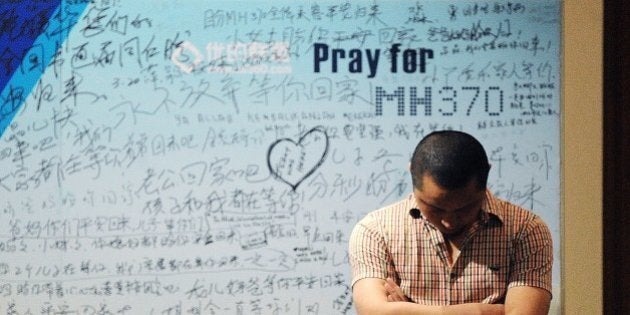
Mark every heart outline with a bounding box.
[267,126,329,191]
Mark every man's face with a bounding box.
[413,174,486,238]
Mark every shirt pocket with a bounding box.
[480,259,510,303]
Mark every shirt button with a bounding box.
[450,272,457,279]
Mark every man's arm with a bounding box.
[353,278,504,315]
[503,214,554,315]
[504,286,551,315]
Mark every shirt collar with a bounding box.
[407,189,504,224]
[481,189,504,224]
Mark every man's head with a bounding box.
[410,131,491,237]
[410,130,490,191]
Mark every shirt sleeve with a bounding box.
[508,214,553,295]
[348,213,395,288]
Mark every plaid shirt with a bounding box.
[349,190,552,304]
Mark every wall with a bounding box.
[562,1,603,314]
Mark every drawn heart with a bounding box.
[267,126,329,191]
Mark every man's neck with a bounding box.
[444,232,467,266]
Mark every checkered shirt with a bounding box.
[349,190,553,304]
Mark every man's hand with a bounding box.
[383,277,410,302]
[354,278,505,315]
[380,278,505,315]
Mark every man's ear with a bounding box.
[407,162,411,172]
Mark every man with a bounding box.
[349,131,552,314]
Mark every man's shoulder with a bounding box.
[366,196,412,220]
[486,191,550,231]
[354,196,413,230]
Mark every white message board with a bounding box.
[0,1,561,314]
